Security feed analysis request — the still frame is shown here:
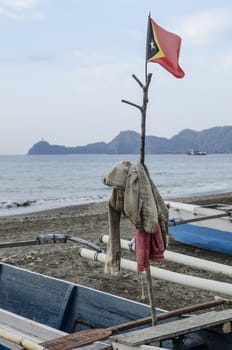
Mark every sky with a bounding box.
[0,0,232,154]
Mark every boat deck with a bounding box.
[0,308,110,350]
[112,309,232,348]
[0,308,66,350]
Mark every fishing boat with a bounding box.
[1,12,232,350]
[186,150,207,155]
[168,201,232,255]
[1,261,151,350]
[1,262,232,350]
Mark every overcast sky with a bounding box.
[0,0,231,154]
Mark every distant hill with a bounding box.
[28,126,232,155]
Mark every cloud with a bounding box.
[62,50,89,61]
[219,53,232,69]
[0,50,105,64]
[176,8,232,47]
[0,6,23,18]
[0,0,39,10]
[0,0,44,19]
[25,54,57,61]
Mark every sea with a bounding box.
[0,153,232,217]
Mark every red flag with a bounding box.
[146,17,185,78]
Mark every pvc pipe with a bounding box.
[100,235,232,278]
[80,248,232,296]
[0,328,48,350]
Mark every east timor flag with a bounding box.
[146,17,185,78]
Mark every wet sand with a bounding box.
[0,192,232,312]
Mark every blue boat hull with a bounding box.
[0,263,151,333]
[1,263,232,349]
[170,223,232,255]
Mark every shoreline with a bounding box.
[2,191,232,219]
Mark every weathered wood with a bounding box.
[0,308,67,350]
[107,298,229,333]
[41,329,112,350]
[222,321,232,333]
[0,309,111,350]
[140,73,152,165]
[121,99,142,111]
[209,321,231,334]
[121,71,154,325]
[111,342,166,350]
[0,262,152,334]
[145,267,156,326]
[112,309,232,346]
[0,308,66,342]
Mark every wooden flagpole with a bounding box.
[121,14,157,326]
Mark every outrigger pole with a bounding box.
[121,14,156,325]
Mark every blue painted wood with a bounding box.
[0,345,11,350]
[169,224,232,255]
[64,284,151,333]
[57,284,76,330]
[0,263,151,333]
[1,263,232,349]
[0,263,76,330]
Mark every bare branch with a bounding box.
[121,99,143,111]
[132,74,144,89]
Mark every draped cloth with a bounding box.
[103,161,169,276]
[104,189,124,276]
[135,226,165,272]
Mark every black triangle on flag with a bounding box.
[146,18,159,61]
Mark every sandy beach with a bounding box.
[0,192,232,312]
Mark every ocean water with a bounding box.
[0,154,232,216]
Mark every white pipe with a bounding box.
[80,248,232,296]
[100,235,232,278]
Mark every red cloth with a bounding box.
[135,224,165,272]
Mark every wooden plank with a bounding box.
[112,309,232,346]
[78,341,111,350]
[111,343,169,350]
[209,321,231,334]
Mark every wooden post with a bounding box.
[121,14,157,325]
[121,73,152,164]
[121,73,156,325]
